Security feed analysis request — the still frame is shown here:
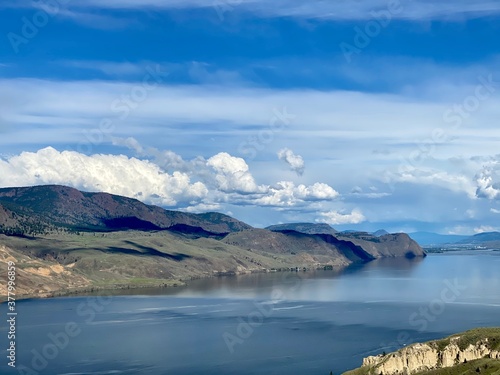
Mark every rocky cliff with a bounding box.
[344,328,500,375]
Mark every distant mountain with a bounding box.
[408,231,500,247]
[0,185,251,236]
[372,229,389,237]
[266,222,338,235]
[458,231,500,244]
[408,232,468,246]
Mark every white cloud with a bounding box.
[111,136,190,173]
[490,208,500,214]
[385,168,477,198]
[2,76,499,159]
[474,225,499,234]
[109,138,340,208]
[445,226,473,235]
[207,152,260,193]
[255,181,339,207]
[182,203,222,213]
[0,146,342,216]
[4,74,499,229]
[112,136,144,154]
[0,147,207,206]
[278,148,305,175]
[475,166,500,200]
[349,186,390,199]
[316,209,366,225]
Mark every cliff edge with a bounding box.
[343,328,500,375]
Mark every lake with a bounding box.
[2,250,500,375]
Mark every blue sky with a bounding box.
[1,0,500,233]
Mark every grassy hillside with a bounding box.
[266,222,338,235]
[0,229,350,300]
[416,358,500,374]
[0,185,251,236]
[431,328,500,352]
[223,228,353,264]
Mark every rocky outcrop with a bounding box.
[0,244,91,299]
[345,328,500,375]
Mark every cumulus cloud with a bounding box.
[316,209,366,225]
[255,181,339,207]
[475,167,500,200]
[182,203,222,213]
[111,136,195,173]
[207,152,261,193]
[0,147,207,206]
[0,146,343,216]
[278,148,305,176]
[113,138,339,205]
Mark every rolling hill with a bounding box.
[408,231,500,247]
[0,185,425,298]
[457,231,500,245]
[266,222,338,235]
[0,185,250,236]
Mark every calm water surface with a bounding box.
[1,250,500,375]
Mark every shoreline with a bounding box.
[0,264,352,302]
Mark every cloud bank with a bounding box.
[0,147,207,206]
[0,147,341,216]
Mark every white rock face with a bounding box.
[359,337,498,375]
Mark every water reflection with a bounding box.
[78,251,500,305]
[80,255,426,301]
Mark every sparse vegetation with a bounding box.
[415,358,500,375]
[343,328,500,375]
[0,185,426,300]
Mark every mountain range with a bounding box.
[0,185,425,298]
[408,231,500,247]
